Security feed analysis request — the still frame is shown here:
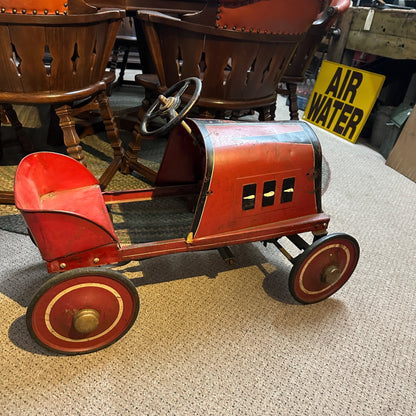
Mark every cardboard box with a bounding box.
[386,106,416,182]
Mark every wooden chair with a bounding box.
[134,0,330,121]
[0,0,125,204]
[279,0,351,120]
[122,0,330,182]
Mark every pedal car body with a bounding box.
[14,79,359,355]
[15,119,329,272]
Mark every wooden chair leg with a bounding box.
[287,82,300,120]
[120,119,157,183]
[2,103,34,154]
[54,104,86,165]
[118,48,130,86]
[47,106,64,146]
[257,106,273,121]
[96,91,125,189]
[270,102,277,120]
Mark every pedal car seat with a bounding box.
[14,152,118,264]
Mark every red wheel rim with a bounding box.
[28,270,138,354]
[289,234,359,304]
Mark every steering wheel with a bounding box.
[140,77,202,137]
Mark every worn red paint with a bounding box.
[15,118,328,273]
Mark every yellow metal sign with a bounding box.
[303,61,385,143]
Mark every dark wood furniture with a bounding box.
[120,0,331,183]
[327,5,416,64]
[107,1,206,89]
[0,0,125,204]
[280,0,351,120]
[135,0,329,120]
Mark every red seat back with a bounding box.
[14,152,99,211]
[216,0,328,35]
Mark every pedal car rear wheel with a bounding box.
[289,233,359,304]
[27,267,139,355]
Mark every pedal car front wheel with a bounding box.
[27,267,139,355]
[289,233,359,304]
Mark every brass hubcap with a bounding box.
[73,309,100,334]
[321,265,341,285]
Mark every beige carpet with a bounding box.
[0,90,415,415]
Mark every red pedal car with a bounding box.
[14,78,359,354]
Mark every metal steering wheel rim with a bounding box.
[140,77,202,137]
